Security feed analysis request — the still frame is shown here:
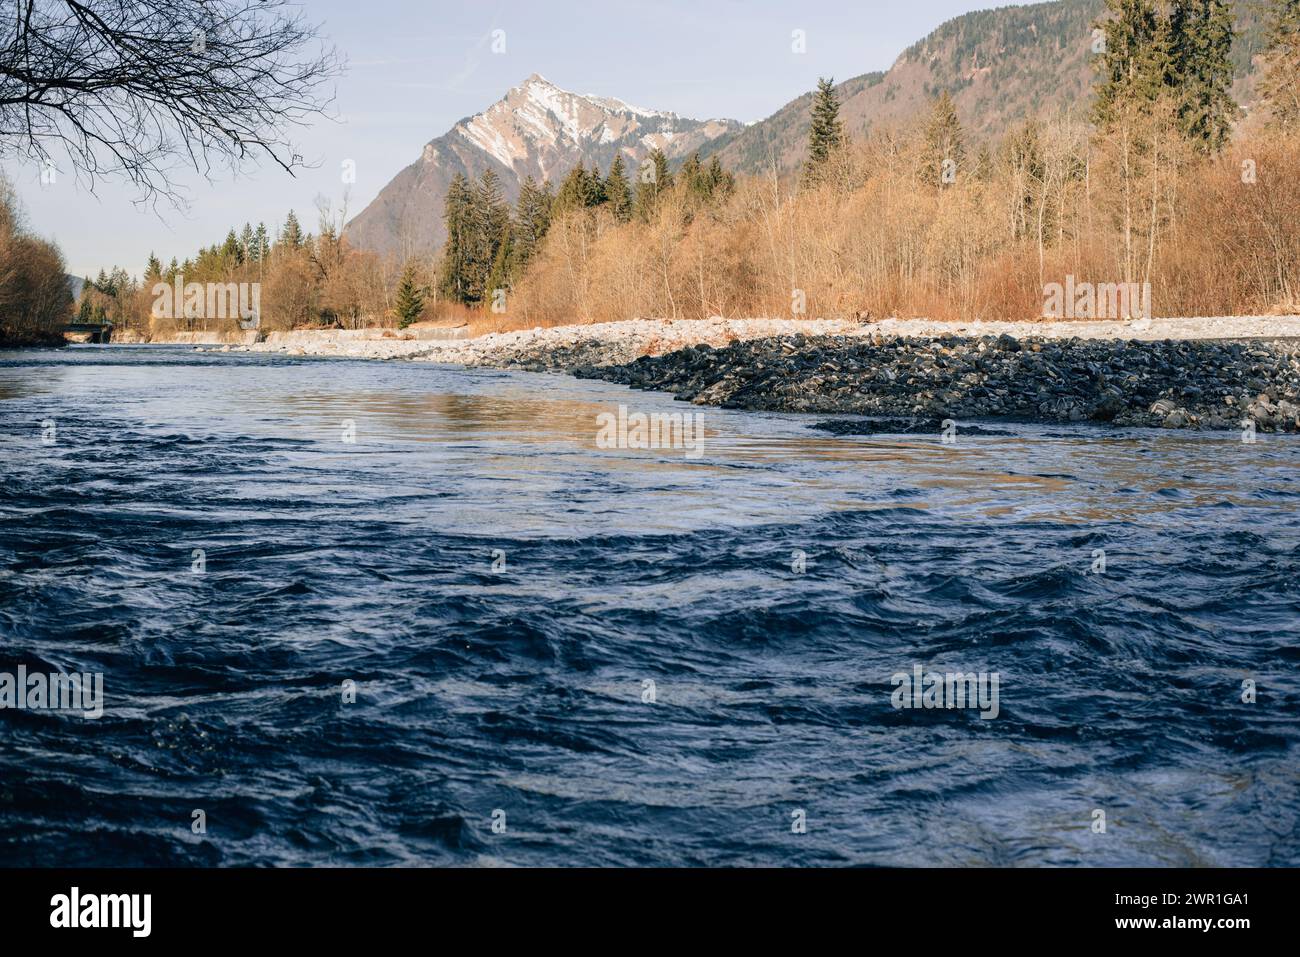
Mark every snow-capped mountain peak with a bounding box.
[346,76,742,257]
[458,74,695,170]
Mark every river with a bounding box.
[1,345,1297,865]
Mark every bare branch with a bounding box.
[0,0,343,205]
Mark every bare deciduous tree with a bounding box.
[0,0,342,204]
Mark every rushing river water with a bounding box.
[1,344,1297,867]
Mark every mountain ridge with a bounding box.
[700,0,1268,175]
[343,74,742,258]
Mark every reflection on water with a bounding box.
[0,345,1297,867]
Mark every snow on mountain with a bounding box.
[344,74,741,258]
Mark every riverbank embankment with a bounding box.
[234,315,1300,431]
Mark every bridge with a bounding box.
[63,321,113,343]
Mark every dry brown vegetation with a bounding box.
[500,117,1299,331]
[0,180,73,344]
[92,116,1300,340]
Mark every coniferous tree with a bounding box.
[921,91,966,187]
[586,162,607,205]
[252,224,269,264]
[1092,0,1169,128]
[239,224,256,261]
[485,222,514,310]
[679,152,704,198]
[706,156,735,199]
[512,177,554,271]
[393,262,425,328]
[438,172,473,304]
[651,150,671,192]
[222,229,244,266]
[605,154,633,222]
[634,149,672,220]
[676,152,736,205]
[804,77,845,182]
[1257,0,1300,130]
[1091,0,1179,291]
[555,165,589,212]
[145,253,163,281]
[1168,0,1237,153]
[280,210,304,249]
[555,164,606,211]
[466,169,509,306]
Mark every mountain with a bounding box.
[700,0,1269,177]
[348,1,1273,257]
[344,74,743,258]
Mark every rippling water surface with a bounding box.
[1,345,1297,866]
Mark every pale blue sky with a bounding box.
[6,0,1024,277]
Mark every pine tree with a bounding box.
[679,152,704,198]
[675,152,735,205]
[77,295,94,323]
[922,91,966,187]
[634,149,672,220]
[252,224,269,264]
[438,172,474,304]
[280,210,304,249]
[145,254,163,281]
[463,170,509,306]
[804,77,845,182]
[239,224,255,262]
[556,164,604,211]
[1167,0,1237,153]
[605,154,633,222]
[484,222,514,311]
[1257,0,1300,130]
[1092,0,1169,129]
[512,177,554,270]
[222,229,244,266]
[586,163,607,205]
[706,156,735,199]
[393,262,425,328]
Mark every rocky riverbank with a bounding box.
[230,315,1300,432]
[537,333,1300,432]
